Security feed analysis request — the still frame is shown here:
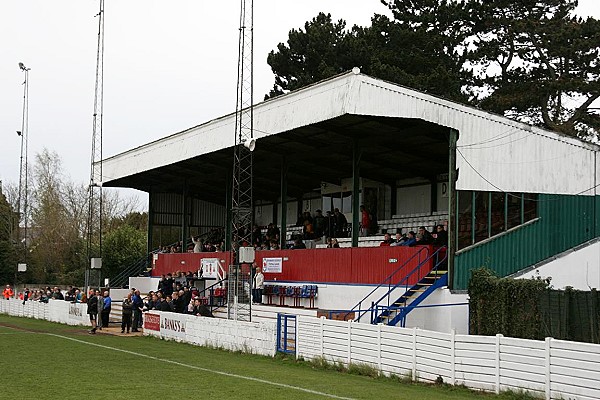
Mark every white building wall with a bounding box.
[513,240,600,290]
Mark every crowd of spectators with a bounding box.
[2,285,88,304]
[379,224,448,247]
[138,273,216,318]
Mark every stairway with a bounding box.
[374,267,448,327]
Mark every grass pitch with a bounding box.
[0,315,531,400]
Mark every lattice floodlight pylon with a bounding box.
[228,0,254,321]
[85,0,105,290]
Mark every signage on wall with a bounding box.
[262,257,283,273]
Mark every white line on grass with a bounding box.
[46,333,356,400]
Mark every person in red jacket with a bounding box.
[3,285,14,300]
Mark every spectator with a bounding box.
[252,267,264,304]
[379,233,393,247]
[292,237,306,249]
[313,210,326,238]
[191,298,214,318]
[22,287,30,305]
[101,291,111,328]
[390,233,405,247]
[131,290,143,332]
[360,205,371,237]
[400,231,417,247]
[163,273,174,297]
[52,287,64,300]
[433,224,448,246]
[416,226,433,244]
[3,284,14,300]
[333,208,348,238]
[87,290,98,334]
[121,293,133,334]
[191,236,203,253]
[327,238,340,248]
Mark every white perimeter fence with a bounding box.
[1,299,599,400]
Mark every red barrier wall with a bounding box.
[153,246,437,285]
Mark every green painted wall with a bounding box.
[454,194,600,290]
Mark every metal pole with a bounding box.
[351,139,361,247]
[448,129,458,290]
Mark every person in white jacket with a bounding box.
[191,236,202,253]
[252,267,264,304]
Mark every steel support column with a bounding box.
[352,139,361,247]
[280,156,288,248]
[181,182,188,252]
[448,129,458,290]
[147,190,154,263]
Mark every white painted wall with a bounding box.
[513,241,600,290]
[265,282,469,334]
[405,288,469,334]
[143,310,277,356]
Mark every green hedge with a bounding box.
[468,268,600,343]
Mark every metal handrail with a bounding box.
[366,245,447,324]
[343,246,430,321]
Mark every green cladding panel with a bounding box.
[454,194,600,290]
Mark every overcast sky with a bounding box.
[1,1,599,198]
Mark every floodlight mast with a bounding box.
[17,63,30,266]
[85,0,105,291]
[228,0,254,322]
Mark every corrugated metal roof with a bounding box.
[101,71,600,197]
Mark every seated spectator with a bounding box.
[269,241,280,250]
[191,298,214,318]
[380,233,393,246]
[390,233,405,247]
[292,237,306,249]
[416,226,433,244]
[400,231,417,246]
[433,224,448,246]
[326,238,340,248]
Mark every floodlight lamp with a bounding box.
[16,131,22,136]
[242,138,256,152]
[352,67,361,75]
[18,62,29,71]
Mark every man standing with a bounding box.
[3,285,14,300]
[252,267,264,304]
[101,291,111,328]
[121,293,133,334]
[131,289,143,332]
[87,289,98,334]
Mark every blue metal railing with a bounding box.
[371,246,448,325]
[343,246,429,322]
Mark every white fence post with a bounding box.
[320,316,324,358]
[377,323,382,372]
[495,334,502,394]
[545,337,551,400]
[412,327,417,381]
[450,328,456,386]
[347,320,352,365]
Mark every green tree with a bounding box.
[266,12,466,101]
[462,0,600,137]
[0,187,18,285]
[102,224,146,279]
[269,1,599,138]
[266,13,354,98]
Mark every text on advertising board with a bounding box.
[144,313,160,331]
